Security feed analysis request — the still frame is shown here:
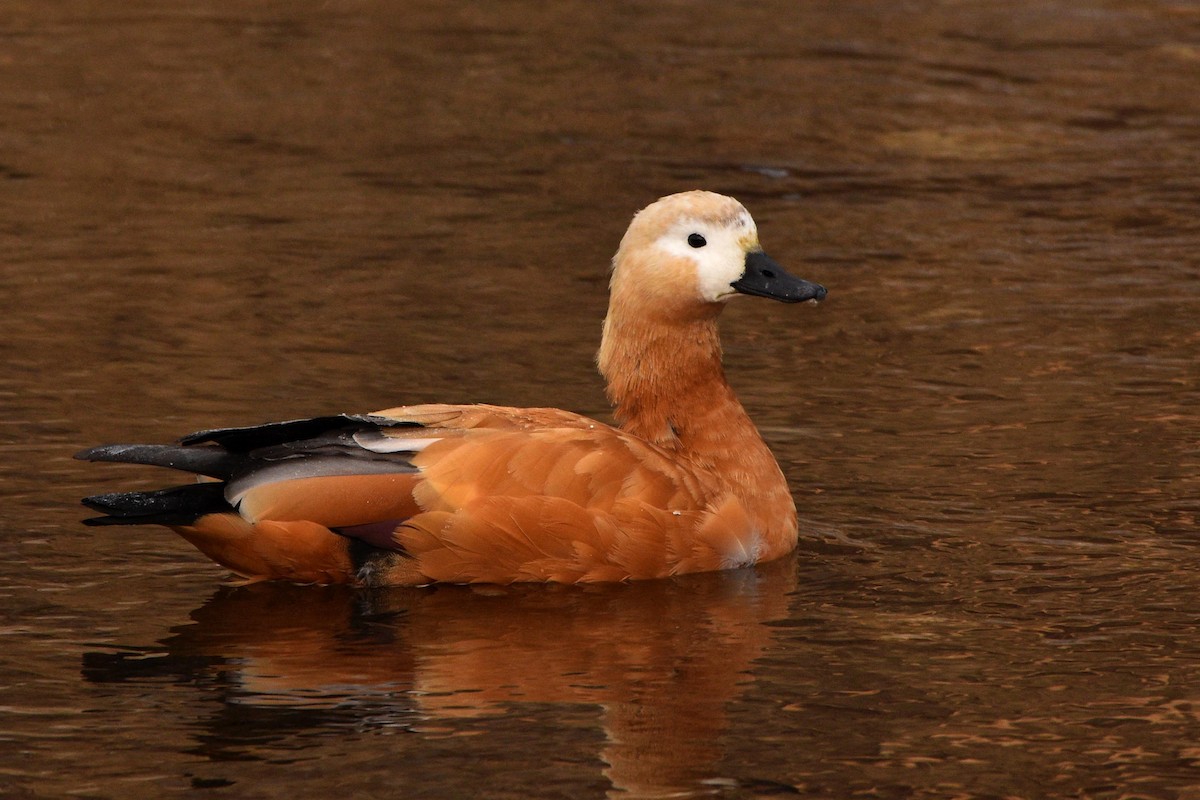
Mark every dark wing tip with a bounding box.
[178,414,419,451]
[79,484,232,527]
[74,444,239,479]
[81,514,134,527]
[75,444,123,462]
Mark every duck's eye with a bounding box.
[687,233,707,248]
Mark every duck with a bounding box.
[76,190,827,586]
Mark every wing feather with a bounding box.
[235,473,422,527]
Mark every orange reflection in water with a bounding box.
[120,561,795,796]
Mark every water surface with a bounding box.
[2,1,1198,798]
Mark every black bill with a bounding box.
[731,250,827,304]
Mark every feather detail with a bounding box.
[234,473,422,527]
[170,514,356,584]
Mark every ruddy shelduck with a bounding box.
[77,190,827,585]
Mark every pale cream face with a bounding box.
[652,208,760,303]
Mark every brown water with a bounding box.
[2,1,1199,797]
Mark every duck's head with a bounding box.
[611,190,827,314]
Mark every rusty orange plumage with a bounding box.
[76,191,827,585]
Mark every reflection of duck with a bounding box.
[77,191,826,586]
[83,560,796,797]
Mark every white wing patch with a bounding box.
[227,455,418,516]
[225,431,437,517]
[353,432,441,453]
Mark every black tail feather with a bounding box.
[81,483,233,526]
[74,443,241,479]
[178,414,417,452]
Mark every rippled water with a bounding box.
[2,1,1198,797]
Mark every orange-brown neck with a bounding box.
[596,295,791,511]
